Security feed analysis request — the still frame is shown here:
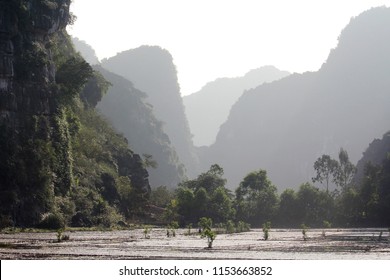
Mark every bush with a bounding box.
[262,222,271,240]
[225,220,235,234]
[236,221,251,232]
[70,212,93,227]
[38,212,65,230]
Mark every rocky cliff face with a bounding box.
[0,1,151,228]
[0,0,73,226]
[0,0,71,115]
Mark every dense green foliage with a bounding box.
[164,142,389,229]
[0,2,150,229]
[171,165,235,225]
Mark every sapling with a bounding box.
[262,222,271,241]
[57,228,63,242]
[169,221,179,237]
[187,223,192,235]
[143,225,151,239]
[198,217,216,248]
[301,224,308,241]
[201,228,216,248]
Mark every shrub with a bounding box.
[38,212,65,230]
[301,223,309,241]
[201,228,216,248]
[236,221,251,233]
[262,221,271,240]
[198,217,216,248]
[143,225,151,239]
[225,220,235,234]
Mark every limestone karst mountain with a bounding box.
[71,40,186,188]
[201,7,390,190]
[102,46,199,178]
[95,66,186,188]
[183,66,290,146]
[0,0,150,228]
[354,131,390,183]
[71,37,100,65]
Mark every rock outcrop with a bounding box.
[0,1,151,228]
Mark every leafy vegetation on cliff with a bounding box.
[95,66,186,188]
[0,1,150,229]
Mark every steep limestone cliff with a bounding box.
[0,1,150,228]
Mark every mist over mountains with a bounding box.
[72,7,390,192]
[95,66,186,188]
[200,7,390,189]
[183,66,290,146]
[72,37,100,65]
[101,46,199,178]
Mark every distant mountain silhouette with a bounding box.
[183,66,290,146]
[201,7,390,190]
[354,131,390,183]
[95,66,186,188]
[72,37,100,65]
[101,46,199,178]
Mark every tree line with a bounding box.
[151,148,390,228]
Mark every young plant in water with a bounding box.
[56,228,63,242]
[202,228,216,248]
[170,221,179,237]
[143,225,151,239]
[301,224,308,241]
[262,222,271,241]
[198,217,216,248]
[56,228,70,242]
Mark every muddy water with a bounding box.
[1,228,389,259]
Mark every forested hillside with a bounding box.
[0,0,150,229]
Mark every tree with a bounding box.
[334,148,357,191]
[312,155,339,193]
[150,186,173,208]
[235,170,279,226]
[175,164,234,224]
[296,183,334,227]
[277,189,299,227]
[179,164,226,193]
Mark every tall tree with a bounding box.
[312,155,339,193]
[334,148,357,191]
[235,170,279,226]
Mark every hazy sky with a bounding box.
[67,0,389,96]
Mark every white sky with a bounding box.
[67,0,389,96]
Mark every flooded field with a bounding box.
[1,228,390,259]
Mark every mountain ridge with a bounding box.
[183,66,290,146]
[201,6,390,190]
